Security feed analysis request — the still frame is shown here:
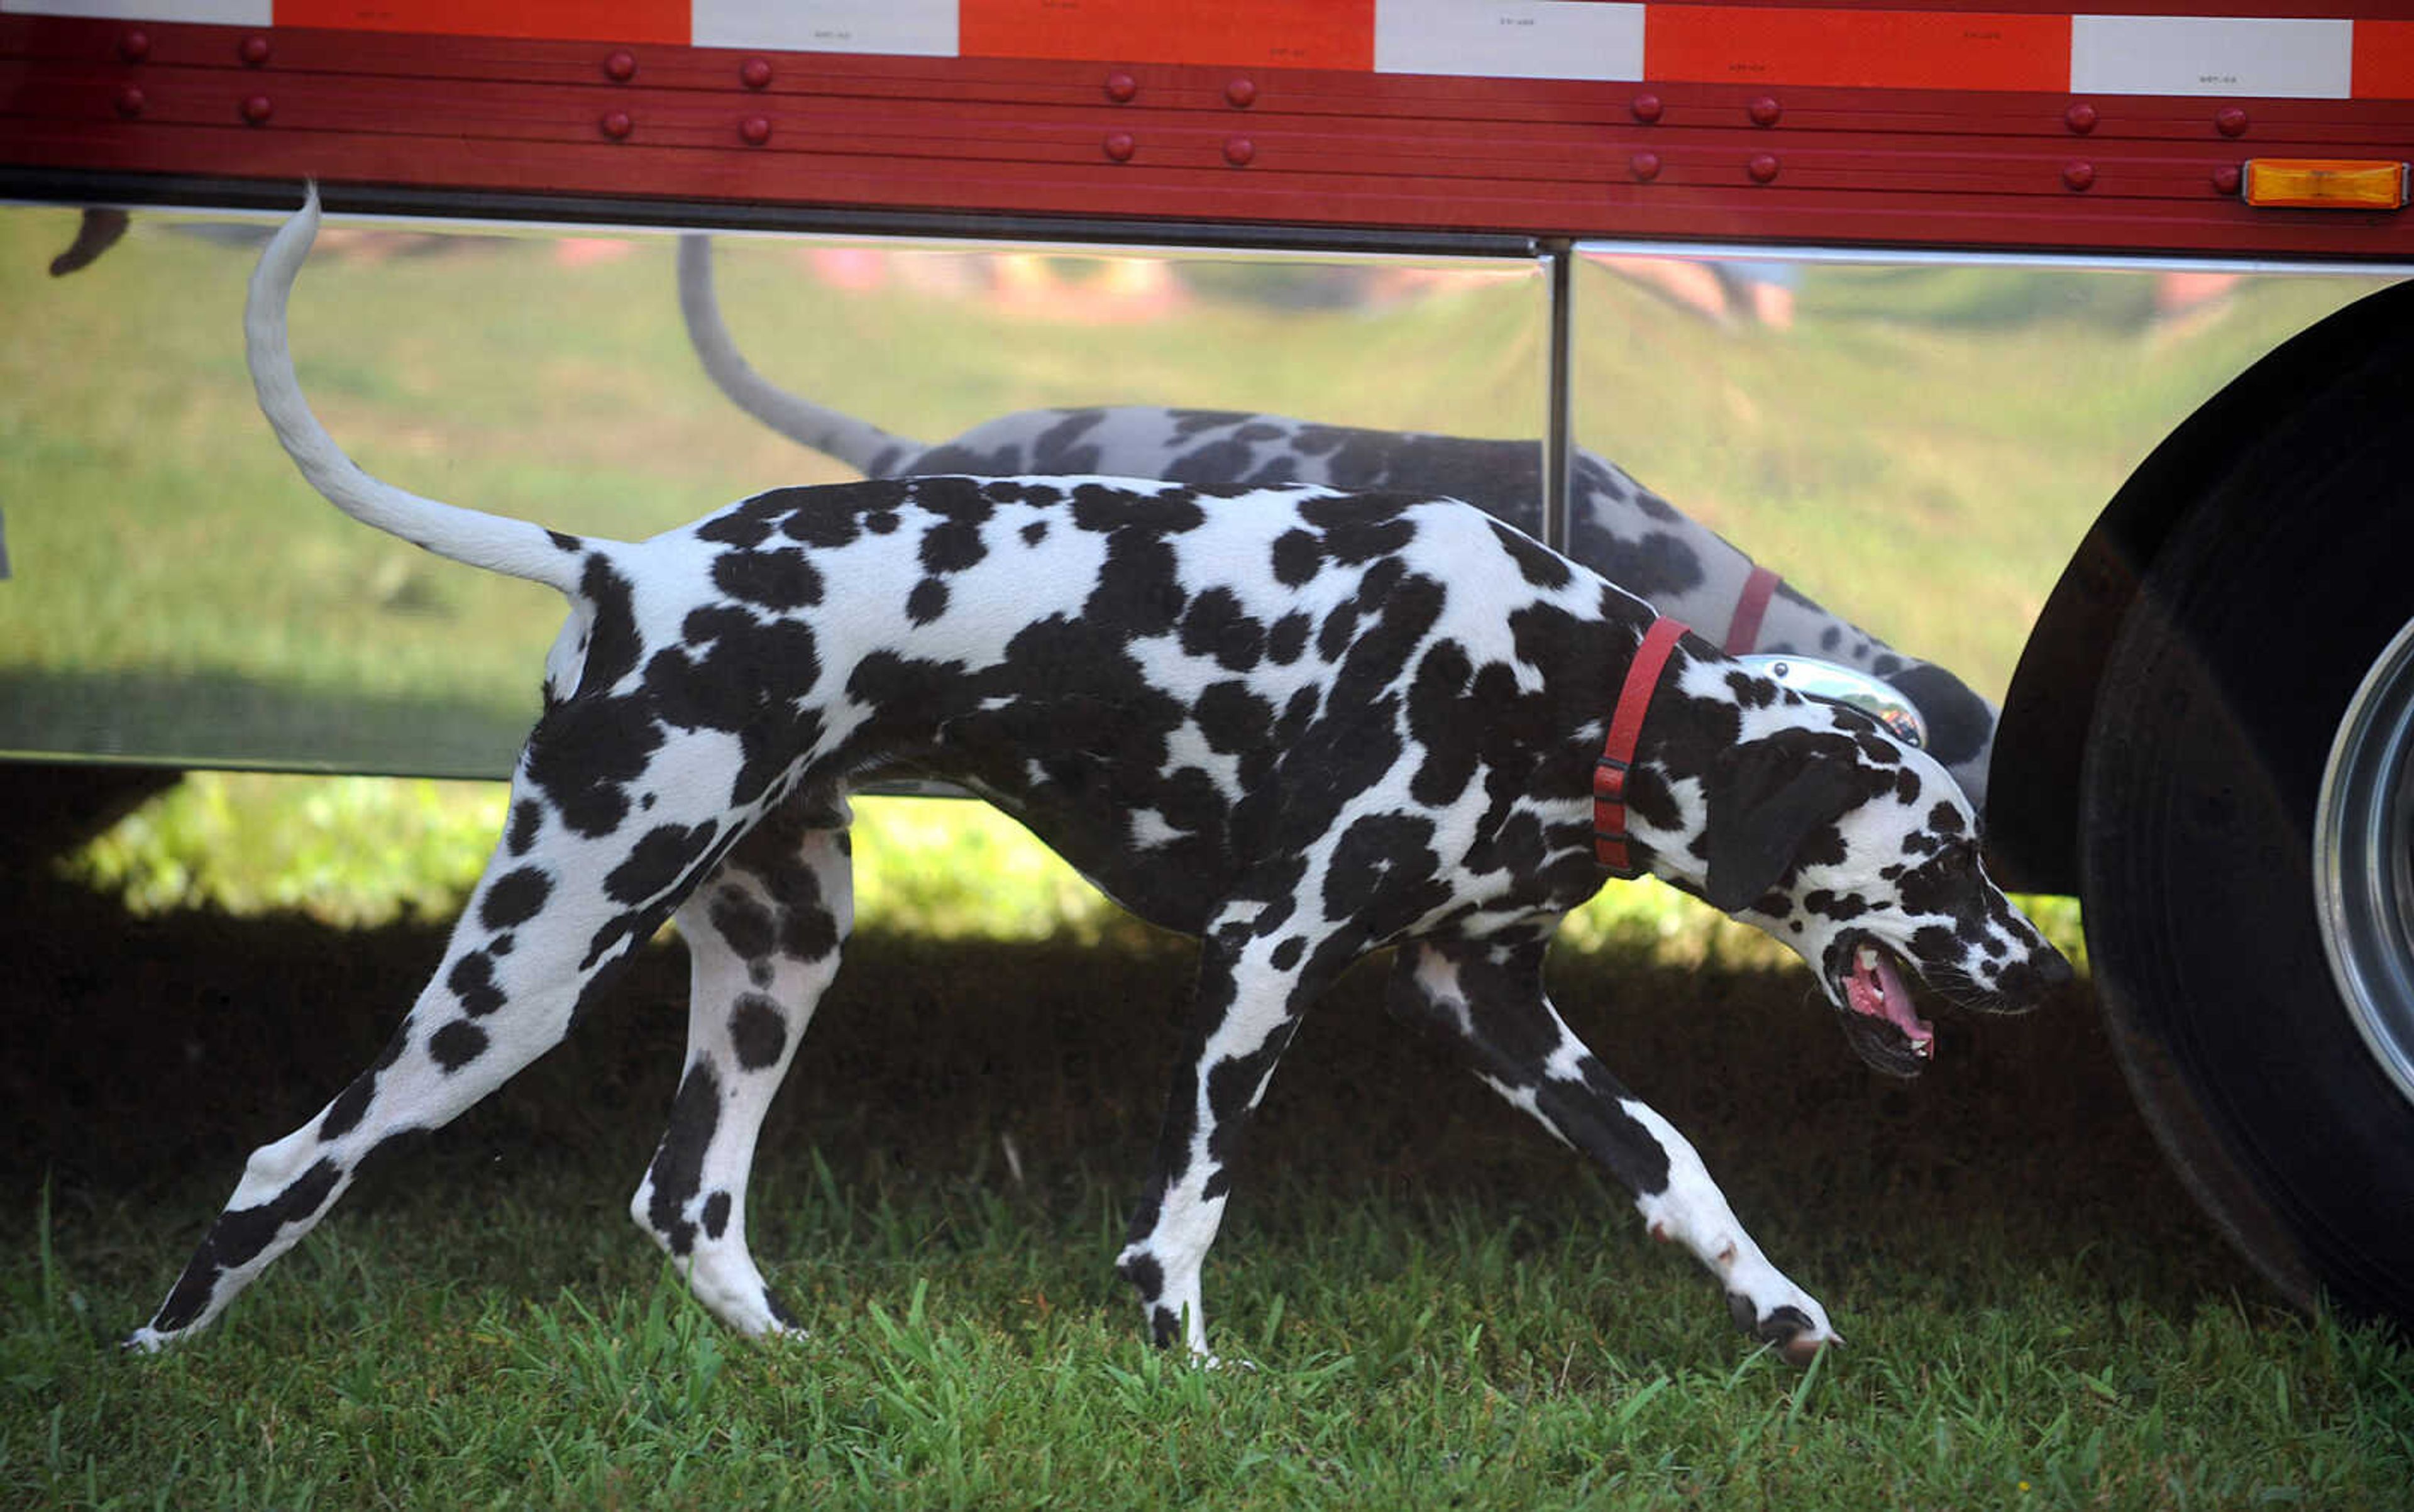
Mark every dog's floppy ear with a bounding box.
[1699,736,1863,913]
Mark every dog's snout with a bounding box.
[1992,944,2074,1005]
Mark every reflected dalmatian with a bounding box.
[128,190,2070,1368]
[679,236,2000,810]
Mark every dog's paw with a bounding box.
[121,1325,176,1355]
[1725,1292,1841,1367]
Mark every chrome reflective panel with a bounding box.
[0,206,1546,774]
[1568,246,2392,720]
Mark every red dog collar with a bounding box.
[1723,564,1781,656]
[1595,617,1692,875]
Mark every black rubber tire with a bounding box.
[2080,323,2414,1330]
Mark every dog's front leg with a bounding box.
[126,773,708,1350]
[1116,917,1348,1364]
[1388,937,1838,1365]
[636,809,853,1336]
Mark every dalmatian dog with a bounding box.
[679,237,2000,810]
[127,189,2070,1366]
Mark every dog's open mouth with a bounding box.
[1841,938,1933,1061]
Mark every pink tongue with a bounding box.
[1847,950,1934,1054]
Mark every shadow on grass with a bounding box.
[6,860,2266,1337]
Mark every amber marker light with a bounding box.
[2240,159,2409,211]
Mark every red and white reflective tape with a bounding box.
[9,3,2410,101]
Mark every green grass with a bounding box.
[12,1172,2410,1510]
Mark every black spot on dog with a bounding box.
[1269,528,1322,587]
[1406,639,1477,807]
[507,800,544,856]
[712,548,823,611]
[698,511,776,549]
[1266,611,1313,666]
[1323,813,1448,941]
[605,822,720,907]
[522,690,663,837]
[702,1191,732,1240]
[575,556,644,695]
[729,994,788,1071]
[1029,410,1108,473]
[1194,680,1275,758]
[1118,1250,1164,1300]
[709,890,778,963]
[772,501,861,551]
[429,1019,489,1072]
[1269,936,1306,971]
[1487,519,1573,590]
[920,518,988,575]
[319,1027,408,1142]
[648,1061,724,1256]
[448,950,506,1017]
[1181,588,1267,672]
[1085,532,1188,637]
[1021,519,1049,546]
[479,866,551,930]
[906,578,950,624]
[145,1157,345,1332]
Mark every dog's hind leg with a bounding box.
[1387,934,1838,1364]
[634,803,853,1335]
[1116,915,1355,1364]
[126,762,751,1352]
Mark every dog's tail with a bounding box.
[248,185,592,597]
[677,233,924,475]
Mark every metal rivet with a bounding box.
[114,85,146,119]
[118,29,150,63]
[741,115,772,146]
[604,50,637,83]
[2213,164,2243,196]
[1223,135,1255,167]
[1631,92,1663,124]
[600,109,633,141]
[1747,152,1779,184]
[1630,151,1662,182]
[1225,77,1257,108]
[241,94,273,126]
[240,34,271,67]
[1105,70,1137,104]
[2215,106,2249,138]
[1749,96,1781,127]
[2065,102,2098,135]
[1103,131,1135,162]
[2063,160,2095,191]
[741,57,773,91]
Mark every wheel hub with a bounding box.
[2315,615,2414,1111]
